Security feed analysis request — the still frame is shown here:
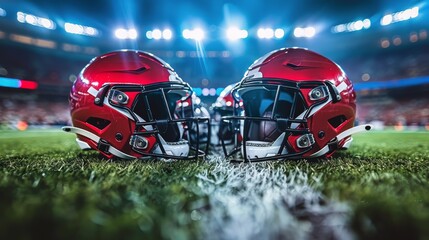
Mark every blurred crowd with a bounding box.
[357,97,429,130]
[1,94,428,131]
[342,46,429,83]
[0,99,71,130]
[1,42,428,131]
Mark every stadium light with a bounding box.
[115,28,137,39]
[332,19,371,33]
[202,88,210,96]
[162,29,172,40]
[146,31,153,39]
[146,28,173,40]
[226,27,248,41]
[293,27,315,38]
[193,28,204,40]
[381,15,393,26]
[152,29,162,40]
[274,28,285,39]
[65,22,99,36]
[257,28,284,39]
[257,28,274,39]
[16,11,55,30]
[381,7,419,26]
[182,28,205,41]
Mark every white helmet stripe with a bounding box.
[336,81,348,93]
[87,86,151,130]
[310,124,372,157]
[62,126,136,160]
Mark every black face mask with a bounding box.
[133,91,183,142]
[106,83,210,160]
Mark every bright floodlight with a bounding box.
[381,14,393,26]
[381,7,419,26]
[85,27,97,36]
[128,29,137,39]
[146,29,172,40]
[17,11,56,30]
[182,29,191,39]
[152,29,162,40]
[333,19,371,33]
[17,12,25,22]
[410,7,419,18]
[146,31,153,39]
[162,29,172,40]
[274,28,284,38]
[293,28,303,37]
[25,14,36,25]
[363,19,371,28]
[115,28,137,39]
[39,17,54,29]
[332,24,346,33]
[257,28,277,39]
[65,23,84,34]
[193,28,204,40]
[265,28,274,38]
[115,28,127,39]
[294,27,315,38]
[257,28,265,38]
[202,88,210,96]
[226,27,248,41]
[65,22,98,36]
[354,20,364,31]
[182,28,205,41]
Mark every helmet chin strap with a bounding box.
[310,124,373,158]
[62,126,136,160]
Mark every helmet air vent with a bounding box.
[328,115,347,128]
[86,117,111,130]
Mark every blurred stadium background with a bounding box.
[0,0,428,130]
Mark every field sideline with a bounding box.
[0,129,428,239]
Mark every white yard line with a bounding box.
[197,159,353,240]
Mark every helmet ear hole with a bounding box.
[328,115,347,128]
[86,117,111,130]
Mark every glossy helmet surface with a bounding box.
[63,50,209,160]
[222,47,371,162]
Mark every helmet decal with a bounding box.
[244,67,263,80]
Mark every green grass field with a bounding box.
[0,129,428,240]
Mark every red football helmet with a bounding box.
[222,47,372,162]
[63,50,209,160]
